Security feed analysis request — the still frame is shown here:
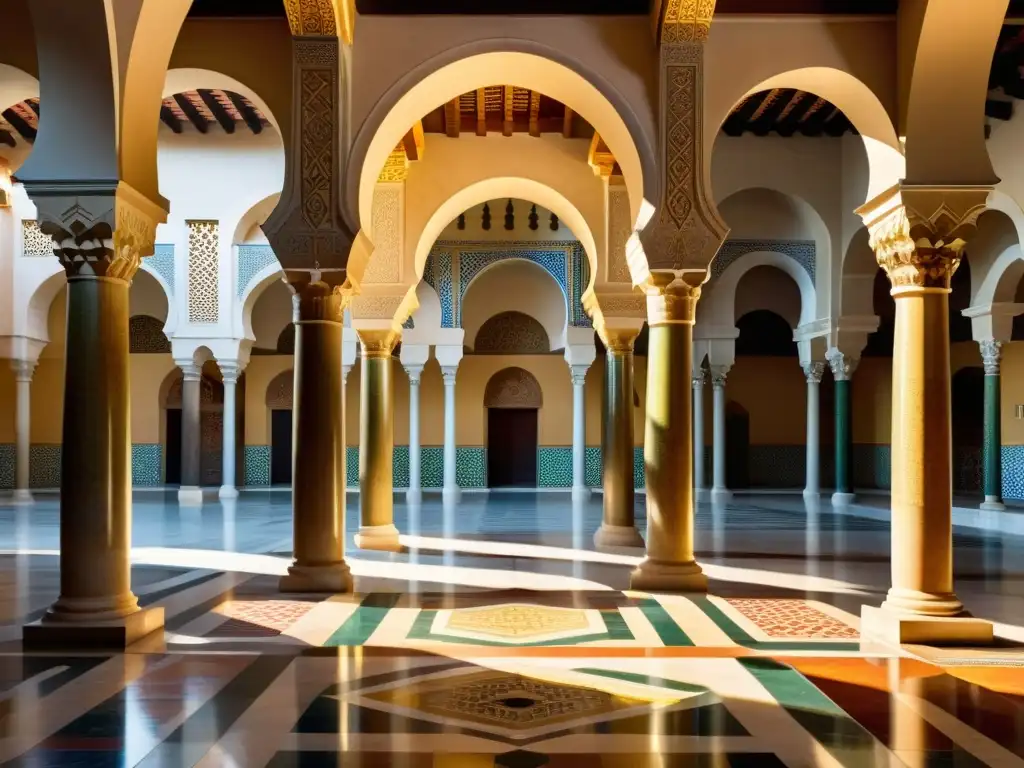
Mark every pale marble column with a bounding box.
[709,365,731,502]
[570,364,590,501]
[11,360,35,504]
[442,365,460,502]
[219,363,242,500]
[692,370,706,502]
[803,361,825,499]
[405,364,424,504]
[980,340,1005,511]
[178,364,203,506]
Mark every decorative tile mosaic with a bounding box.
[20,220,53,257]
[243,445,271,486]
[633,446,644,489]
[393,446,410,488]
[748,445,805,489]
[538,447,573,487]
[213,600,314,637]
[187,220,220,323]
[29,444,60,489]
[455,243,569,327]
[456,447,487,488]
[722,599,859,640]
[851,444,890,490]
[346,446,359,488]
[1003,445,1024,500]
[0,444,14,490]
[585,446,602,488]
[710,238,816,283]
[568,242,592,328]
[445,604,589,639]
[237,244,279,298]
[128,315,170,354]
[147,244,176,294]
[420,446,444,488]
[131,444,162,487]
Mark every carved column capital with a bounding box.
[24,181,164,283]
[287,270,353,324]
[980,340,1002,375]
[441,366,458,386]
[11,359,36,383]
[570,365,589,387]
[692,368,706,389]
[600,327,640,356]
[356,329,400,358]
[220,362,245,386]
[803,361,826,384]
[178,363,202,382]
[404,364,424,385]
[643,269,702,325]
[709,365,729,388]
[857,184,990,291]
[826,349,858,381]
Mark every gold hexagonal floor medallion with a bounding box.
[437,603,599,644]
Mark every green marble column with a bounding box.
[981,340,1004,510]
[828,351,856,503]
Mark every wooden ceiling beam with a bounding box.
[748,89,796,136]
[720,94,762,137]
[475,88,486,136]
[774,92,818,137]
[402,120,424,161]
[160,105,184,134]
[798,99,832,136]
[173,93,209,134]
[563,105,574,138]
[227,91,264,135]
[1,108,35,142]
[27,99,39,116]
[503,85,514,137]
[0,129,15,148]
[444,98,460,138]
[528,90,541,137]
[198,89,235,134]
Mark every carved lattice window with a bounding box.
[21,220,52,257]
[474,311,549,354]
[129,315,170,354]
[187,220,219,323]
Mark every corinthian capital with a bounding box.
[980,340,1002,375]
[24,181,164,282]
[287,269,354,323]
[856,184,990,291]
[643,269,702,325]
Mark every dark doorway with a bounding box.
[952,367,985,494]
[487,408,538,487]
[271,409,293,485]
[165,408,182,484]
[725,402,750,489]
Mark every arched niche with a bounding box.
[475,312,550,355]
[484,367,543,409]
[129,315,171,354]
[266,370,294,410]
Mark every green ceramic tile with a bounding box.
[637,598,694,646]
[323,594,400,646]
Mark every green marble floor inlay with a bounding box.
[324,593,400,646]
[637,598,694,646]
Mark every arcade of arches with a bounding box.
[2,1,1024,764]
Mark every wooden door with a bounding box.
[165,408,182,484]
[271,409,293,485]
[487,408,538,488]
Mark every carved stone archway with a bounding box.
[484,366,543,409]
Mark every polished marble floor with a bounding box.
[0,490,1022,766]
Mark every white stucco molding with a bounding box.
[963,302,1024,343]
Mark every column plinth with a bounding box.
[631,274,706,592]
[24,221,163,648]
[280,277,352,593]
[356,329,401,552]
[856,187,992,644]
[595,326,643,550]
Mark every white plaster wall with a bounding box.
[129,270,170,323]
[461,260,567,351]
[438,199,579,243]
[250,278,292,351]
[734,265,803,328]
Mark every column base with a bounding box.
[630,558,707,593]
[802,488,820,500]
[12,489,33,505]
[442,486,461,504]
[355,524,402,552]
[831,491,855,506]
[279,562,353,594]
[406,488,423,504]
[593,523,644,550]
[23,606,164,650]
[218,485,239,500]
[980,497,1006,512]
[571,485,591,502]
[178,487,204,506]
[710,488,732,503]
[694,488,711,503]
[860,604,992,646]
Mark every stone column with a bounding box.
[356,330,400,551]
[709,366,731,501]
[570,365,590,501]
[980,340,1005,511]
[405,363,424,504]
[594,327,644,549]
[219,363,242,500]
[442,366,460,502]
[631,275,707,591]
[692,369,706,502]
[827,350,857,506]
[11,360,35,504]
[280,277,352,593]
[803,362,825,499]
[177,363,203,506]
[857,185,992,643]
[23,212,163,648]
